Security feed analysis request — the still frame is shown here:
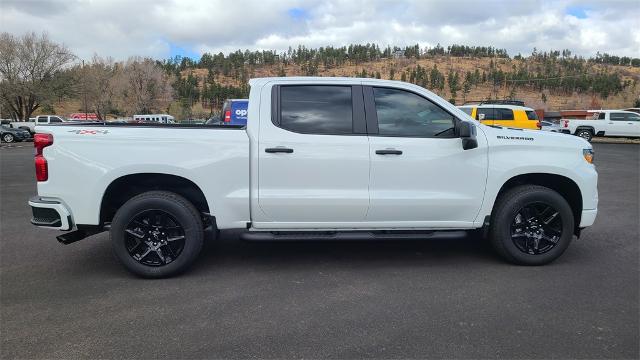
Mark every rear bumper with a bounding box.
[28,196,73,231]
[579,209,597,228]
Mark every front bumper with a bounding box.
[579,209,597,228]
[28,196,73,231]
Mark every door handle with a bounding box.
[265,147,294,153]
[375,149,403,155]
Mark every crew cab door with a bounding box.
[624,112,640,136]
[609,112,640,136]
[254,84,370,227]
[364,85,488,227]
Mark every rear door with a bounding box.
[255,84,370,227]
[365,85,487,226]
[607,112,630,136]
[624,113,640,136]
[492,108,516,128]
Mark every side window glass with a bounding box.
[279,85,353,134]
[610,113,626,121]
[37,116,47,123]
[497,108,514,120]
[477,108,495,121]
[525,110,538,120]
[50,117,63,123]
[627,113,640,121]
[372,87,456,138]
[598,112,606,120]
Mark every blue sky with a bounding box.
[1,0,638,60]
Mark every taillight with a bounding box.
[224,110,231,122]
[536,121,541,129]
[34,133,53,181]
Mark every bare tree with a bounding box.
[76,55,117,120]
[113,57,173,115]
[0,32,75,120]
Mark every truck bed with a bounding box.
[35,123,250,229]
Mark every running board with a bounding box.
[240,230,468,242]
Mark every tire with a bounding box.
[489,185,574,265]
[110,191,204,278]
[575,128,593,142]
[2,133,15,143]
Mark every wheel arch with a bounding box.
[574,126,595,135]
[100,173,210,224]
[494,173,583,233]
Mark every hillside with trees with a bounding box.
[1,33,639,121]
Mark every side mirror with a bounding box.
[456,121,478,150]
[478,113,485,121]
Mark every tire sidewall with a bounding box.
[494,188,574,265]
[3,133,14,143]
[110,193,203,278]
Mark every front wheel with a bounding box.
[110,191,204,278]
[489,185,574,265]
[576,129,593,142]
[2,133,15,143]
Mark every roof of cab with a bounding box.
[458,104,535,111]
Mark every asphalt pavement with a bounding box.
[1,143,638,359]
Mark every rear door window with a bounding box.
[496,108,514,120]
[610,112,626,121]
[279,85,353,134]
[36,116,48,123]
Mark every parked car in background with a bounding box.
[133,114,175,123]
[540,120,562,132]
[30,77,597,278]
[206,99,249,125]
[622,108,640,114]
[458,103,541,130]
[560,110,640,141]
[11,115,66,135]
[1,124,31,143]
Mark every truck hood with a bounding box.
[478,123,591,150]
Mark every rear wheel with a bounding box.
[576,129,593,142]
[2,133,15,143]
[110,191,204,278]
[489,185,574,265]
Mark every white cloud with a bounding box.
[0,0,638,60]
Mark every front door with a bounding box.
[255,84,370,227]
[365,85,488,227]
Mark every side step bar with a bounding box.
[56,225,107,245]
[240,230,468,242]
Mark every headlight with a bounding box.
[583,148,594,164]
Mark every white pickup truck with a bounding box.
[560,110,640,141]
[29,77,598,278]
[12,115,66,135]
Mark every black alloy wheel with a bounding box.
[124,209,186,266]
[511,202,563,255]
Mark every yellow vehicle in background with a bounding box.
[459,101,541,130]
